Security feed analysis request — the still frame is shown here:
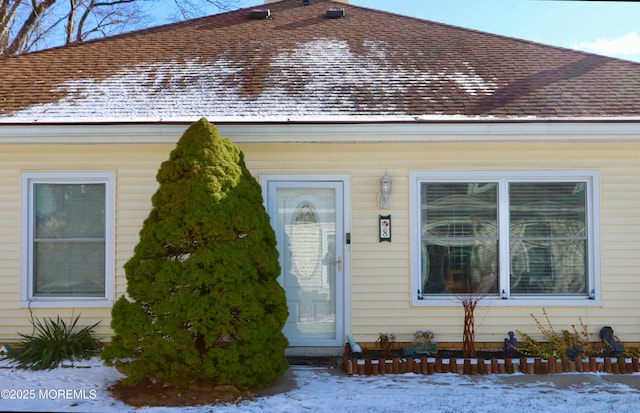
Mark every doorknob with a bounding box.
[336,256,342,272]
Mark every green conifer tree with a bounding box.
[103,118,289,389]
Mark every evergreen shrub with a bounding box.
[102,118,289,389]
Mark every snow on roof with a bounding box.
[1,0,640,124]
[11,38,497,122]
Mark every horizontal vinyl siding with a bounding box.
[0,166,23,339]
[244,140,640,345]
[0,143,171,341]
[115,165,162,300]
[2,137,640,346]
[599,164,640,342]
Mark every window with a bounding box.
[411,171,599,306]
[21,172,115,307]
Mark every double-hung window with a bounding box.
[411,171,599,306]
[21,172,115,307]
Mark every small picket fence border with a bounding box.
[343,354,640,376]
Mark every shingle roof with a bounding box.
[1,0,640,123]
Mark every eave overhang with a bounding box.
[0,118,639,144]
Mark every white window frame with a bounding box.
[21,172,115,308]
[410,170,601,307]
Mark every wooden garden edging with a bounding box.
[343,355,640,376]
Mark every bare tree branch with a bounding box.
[66,0,77,44]
[168,0,240,21]
[28,9,68,49]
[0,1,23,52]
[1,0,242,56]
[78,4,137,41]
[5,0,57,56]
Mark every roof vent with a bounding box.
[325,7,345,19]
[250,8,271,19]
[303,0,311,5]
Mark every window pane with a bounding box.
[34,242,106,296]
[35,184,105,239]
[32,182,106,298]
[421,183,499,295]
[509,183,587,295]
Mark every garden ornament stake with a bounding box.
[503,331,517,357]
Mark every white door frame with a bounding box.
[262,174,351,348]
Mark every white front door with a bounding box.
[265,178,347,347]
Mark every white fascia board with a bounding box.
[0,120,639,144]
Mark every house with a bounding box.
[2,0,640,355]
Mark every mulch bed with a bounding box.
[109,356,312,408]
[108,377,251,407]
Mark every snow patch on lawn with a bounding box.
[2,358,640,412]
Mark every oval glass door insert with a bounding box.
[290,202,321,278]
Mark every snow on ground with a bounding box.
[2,357,640,413]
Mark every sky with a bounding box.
[160,0,640,63]
[347,0,640,62]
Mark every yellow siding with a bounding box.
[241,140,640,346]
[0,143,172,340]
[1,138,640,348]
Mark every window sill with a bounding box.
[412,296,602,307]
[21,299,114,309]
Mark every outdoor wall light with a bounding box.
[379,172,392,209]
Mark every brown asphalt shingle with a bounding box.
[1,0,639,123]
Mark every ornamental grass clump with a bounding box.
[517,308,595,359]
[103,118,288,390]
[8,315,101,370]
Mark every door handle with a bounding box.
[336,256,342,272]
